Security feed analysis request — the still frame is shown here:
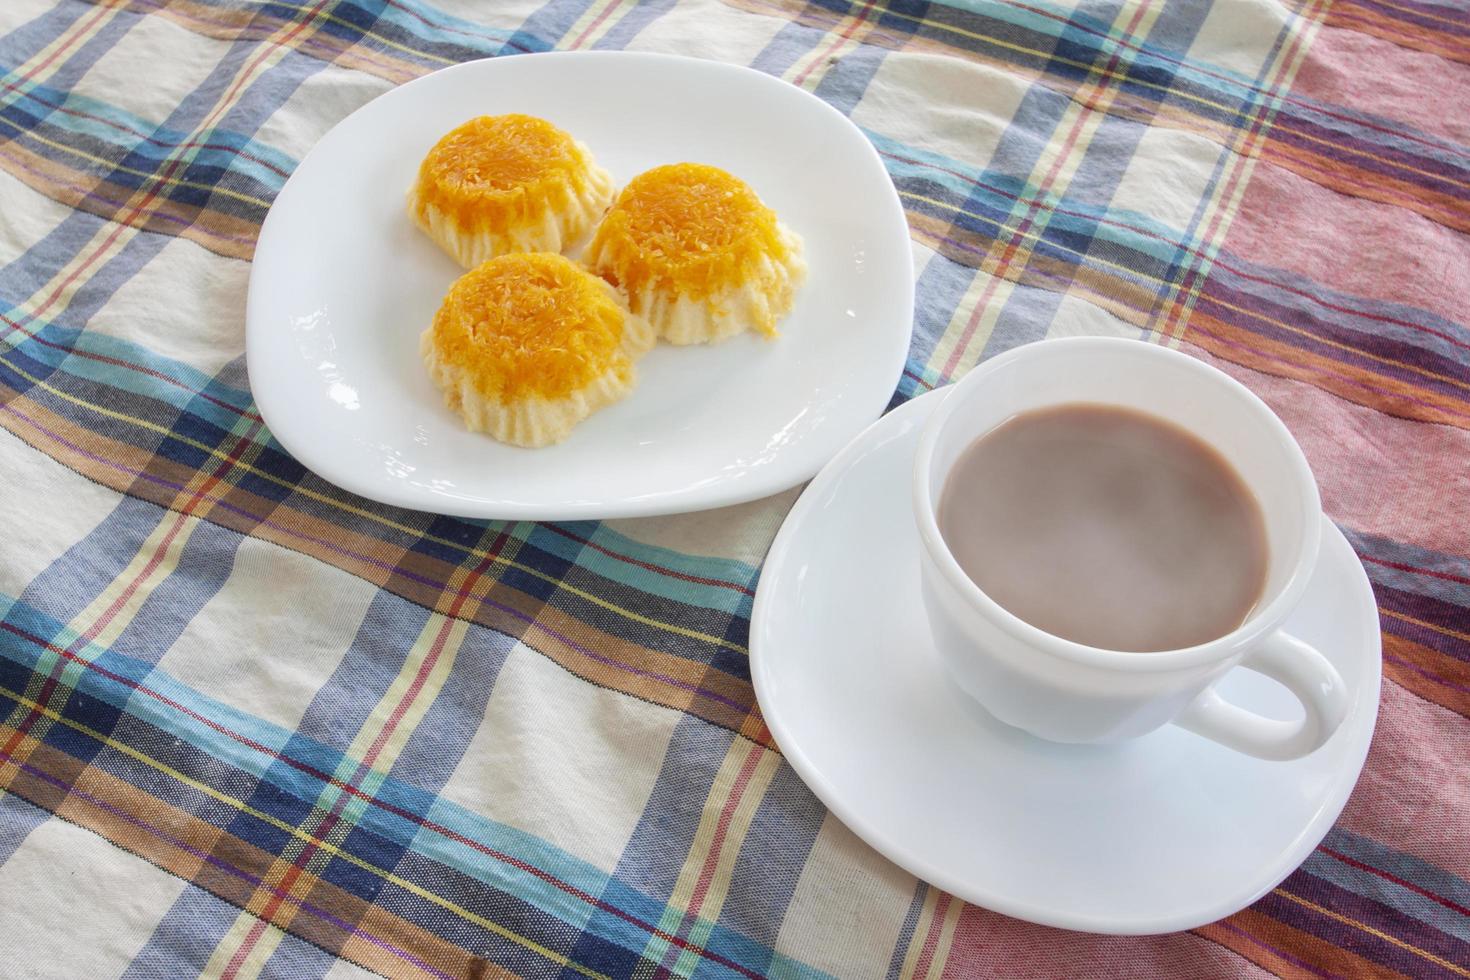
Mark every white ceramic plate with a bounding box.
[246,52,913,520]
[751,389,1381,935]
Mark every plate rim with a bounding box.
[245,50,914,520]
[750,388,1382,935]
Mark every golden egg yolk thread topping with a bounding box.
[428,253,627,402]
[413,115,597,232]
[590,163,790,300]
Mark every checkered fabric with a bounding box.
[0,0,1467,977]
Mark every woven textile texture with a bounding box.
[0,0,1467,977]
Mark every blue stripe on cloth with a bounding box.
[19,496,168,627]
[1201,255,1470,369]
[811,42,888,117]
[981,0,1200,359]
[385,623,515,792]
[1303,841,1470,945]
[121,886,244,979]
[0,70,298,195]
[1142,0,1301,338]
[1324,829,1470,928]
[0,5,337,438]
[0,0,140,114]
[510,0,603,53]
[885,881,930,980]
[0,301,250,421]
[0,591,827,978]
[749,18,832,77]
[106,516,243,664]
[0,0,92,63]
[288,590,435,755]
[716,762,827,951]
[1343,529,1470,608]
[546,523,759,620]
[257,930,342,980]
[923,0,1295,105]
[896,71,1066,370]
[592,0,679,50]
[0,209,168,330]
[5,296,767,633]
[365,0,529,54]
[908,247,981,378]
[0,793,50,869]
[610,714,732,901]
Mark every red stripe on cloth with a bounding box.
[1000,0,1470,161]
[542,525,755,596]
[793,0,875,87]
[0,2,115,97]
[940,0,1154,376]
[1321,847,1470,919]
[7,0,334,350]
[1363,556,1470,587]
[8,81,292,178]
[1335,682,1470,880]
[2,400,766,727]
[1219,157,1470,329]
[1159,0,1324,342]
[225,529,511,969]
[909,891,952,980]
[79,513,190,643]
[361,614,458,765]
[0,740,461,980]
[566,0,624,50]
[653,742,766,976]
[1185,322,1470,425]
[219,919,271,980]
[0,619,768,979]
[0,471,205,788]
[887,146,1470,357]
[0,309,264,421]
[685,745,765,918]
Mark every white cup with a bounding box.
[912,337,1349,760]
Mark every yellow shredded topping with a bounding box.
[589,163,789,300]
[427,253,628,402]
[411,115,596,231]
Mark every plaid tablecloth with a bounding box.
[1,0,1467,977]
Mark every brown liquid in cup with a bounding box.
[937,403,1269,652]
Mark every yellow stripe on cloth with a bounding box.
[0,510,199,778]
[1154,0,1328,343]
[0,2,123,115]
[0,110,276,210]
[1274,889,1470,979]
[921,892,964,980]
[207,612,471,974]
[0,687,611,980]
[0,355,748,653]
[74,511,201,651]
[0,0,322,347]
[562,0,631,50]
[348,614,469,768]
[927,0,1162,375]
[639,737,781,974]
[198,917,288,980]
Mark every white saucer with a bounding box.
[246,52,913,520]
[750,388,1381,935]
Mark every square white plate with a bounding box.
[246,52,914,520]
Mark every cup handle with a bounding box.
[1173,631,1351,761]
